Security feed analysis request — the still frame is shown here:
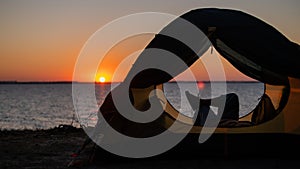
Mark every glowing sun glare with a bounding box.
[99,77,106,83]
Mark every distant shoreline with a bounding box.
[0,81,76,84]
[0,81,259,84]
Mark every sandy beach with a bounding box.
[1,124,300,169]
[0,125,89,169]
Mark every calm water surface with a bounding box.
[0,82,264,130]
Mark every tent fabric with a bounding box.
[128,8,300,88]
[97,8,300,136]
[74,9,300,163]
[128,34,202,88]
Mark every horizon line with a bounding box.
[0,80,259,84]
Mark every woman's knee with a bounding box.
[226,93,239,104]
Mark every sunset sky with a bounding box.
[0,0,299,82]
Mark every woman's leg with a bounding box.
[187,92,240,125]
[194,104,210,126]
[220,93,239,120]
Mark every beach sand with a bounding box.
[1,125,299,169]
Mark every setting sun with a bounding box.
[99,77,106,83]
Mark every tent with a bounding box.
[100,8,300,136]
[82,8,300,161]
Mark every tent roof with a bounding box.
[127,8,300,88]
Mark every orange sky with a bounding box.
[95,33,255,83]
[1,0,299,82]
